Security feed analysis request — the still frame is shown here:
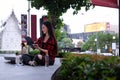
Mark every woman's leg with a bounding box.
[33,54,44,65]
[22,54,33,65]
[33,54,55,66]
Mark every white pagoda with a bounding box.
[1,11,21,51]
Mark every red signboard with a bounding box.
[21,14,37,43]
[31,15,37,42]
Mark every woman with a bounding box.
[21,42,28,54]
[21,42,33,65]
[22,21,58,66]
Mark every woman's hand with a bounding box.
[34,44,48,56]
[33,44,39,49]
[40,48,48,56]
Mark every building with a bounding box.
[68,31,115,42]
[0,11,21,51]
[110,24,119,33]
[84,22,118,33]
[63,24,71,34]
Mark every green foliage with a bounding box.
[31,0,94,17]
[55,29,62,41]
[77,41,84,48]
[81,32,119,52]
[57,52,72,58]
[29,49,40,56]
[61,38,74,48]
[58,37,74,50]
[82,34,95,51]
[31,0,94,40]
[57,29,74,50]
[58,30,68,41]
[55,54,120,80]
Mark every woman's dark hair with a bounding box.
[21,42,25,48]
[42,21,55,38]
[42,21,58,55]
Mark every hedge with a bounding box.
[52,54,120,80]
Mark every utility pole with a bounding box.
[96,32,99,54]
[27,0,31,37]
[27,0,31,53]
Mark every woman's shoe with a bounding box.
[32,61,37,66]
[28,61,37,66]
[28,61,33,65]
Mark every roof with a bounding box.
[0,10,21,33]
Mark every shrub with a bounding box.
[52,54,120,80]
[56,52,72,58]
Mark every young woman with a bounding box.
[21,42,28,54]
[22,21,58,66]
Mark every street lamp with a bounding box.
[94,38,98,54]
[112,36,116,55]
[113,36,116,40]
[94,38,97,42]
[95,31,100,54]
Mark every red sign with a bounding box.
[106,22,110,30]
[21,14,37,43]
[31,15,37,42]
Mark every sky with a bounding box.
[0,0,119,37]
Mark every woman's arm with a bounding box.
[36,45,48,56]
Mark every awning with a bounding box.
[91,0,119,8]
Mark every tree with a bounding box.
[82,34,95,51]
[81,32,119,52]
[77,41,84,48]
[61,38,74,48]
[30,0,96,51]
[57,29,74,50]
[31,0,93,16]
[31,0,94,40]
[57,28,68,41]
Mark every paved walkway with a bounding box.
[0,54,61,80]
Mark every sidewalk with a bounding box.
[0,54,61,80]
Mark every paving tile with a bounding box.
[0,54,61,80]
